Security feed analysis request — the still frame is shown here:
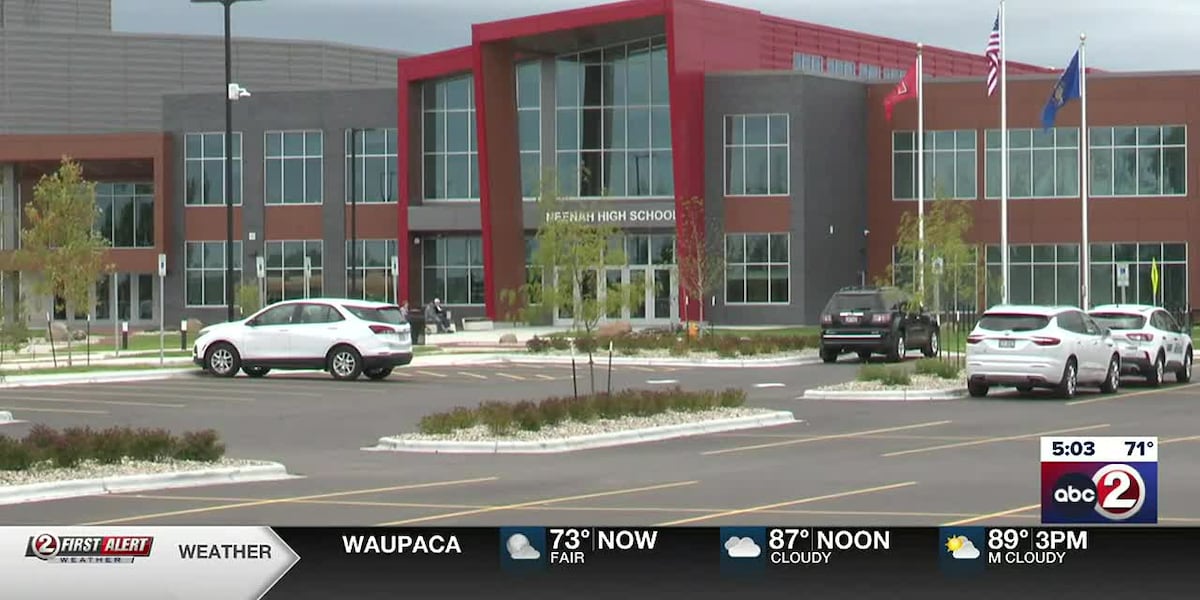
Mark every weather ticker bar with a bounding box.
[1,526,1197,598]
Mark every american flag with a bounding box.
[985,13,1001,96]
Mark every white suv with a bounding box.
[193,299,413,381]
[965,305,1120,399]
[1089,304,1192,386]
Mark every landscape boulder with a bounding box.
[499,333,519,345]
[598,321,633,338]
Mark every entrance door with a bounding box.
[646,267,678,323]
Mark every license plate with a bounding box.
[999,339,1015,349]
[843,316,860,324]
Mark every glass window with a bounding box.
[263,240,323,303]
[420,235,484,305]
[345,128,398,204]
[265,131,323,204]
[725,234,789,304]
[556,36,671,198]
[985,243,1083,307]
[1087,242,1188,310]
[345,239,399,302]
[983,128,1079,199]
[184,132,243,206]
[94,183,154,248]
[792,53,824,74]
[893,130,976,200]
[184,241,244,306]
[725,114,789,196]
[1089,125,1187,197]
[422,74,479,200]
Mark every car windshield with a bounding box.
[343,305,406,324]
[1089,313,1146,330]
[977,313,1050,332]
[826,293,885,312]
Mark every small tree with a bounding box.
[14,158,112,366]
[677,195,724,333]
[510,172,644,392]
[236,281,261,318]
[885,195,976,312]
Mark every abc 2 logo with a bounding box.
[1040,462,1157,524]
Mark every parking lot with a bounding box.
[0,360,1197,527]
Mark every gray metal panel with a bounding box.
[1,0,109,30]
[0,30,399,133]
[703,72,869,325]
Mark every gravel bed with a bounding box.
[394,407,778,442]
[819,375,967,392]
[529,349,818,360]
[0,457,271,487]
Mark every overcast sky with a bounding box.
[113,0,1197,72]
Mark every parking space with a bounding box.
[0,362,1197,527]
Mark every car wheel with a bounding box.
[1100,355,1120,394]
[243,366,270,378]
[922,329,939,358]
[967,381,989,398]
[857,351,872,362]
[1016,385,1033,394]
[365,367,394,381]
[820,347,838,363]
[1055,359,1078,399]
[205,343,241,378]
[1146,353,1165,387]
[328,345,363,381]
[887,332,906,363]
[1177,350,1193,383]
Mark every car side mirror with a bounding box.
[245,319,258,327]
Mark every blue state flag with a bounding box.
[1041,50,1082,130]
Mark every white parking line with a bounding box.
[647,379,679,385]
[458,372,488,380]
[753,383,785,388]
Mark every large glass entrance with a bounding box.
[553,232,677,326]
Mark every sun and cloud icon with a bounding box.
[724,536,763,558]
[945,535,980,560]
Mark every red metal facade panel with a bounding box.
[473,0,665,43]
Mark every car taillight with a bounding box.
[369,324,394,335]
[820,314,832,325]
[1032,336,1061,346]
[1127,333,1154,342]
[870,313,891,325]
[966,334,985,344]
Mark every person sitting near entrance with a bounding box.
[426,298,451,333]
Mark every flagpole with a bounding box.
[999,0,1010,304]
[917,43,925,297]
[1079,33,1089,309]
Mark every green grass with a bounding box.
[413,345,442,355]
[123,333,184,352]
[0,363,187,377]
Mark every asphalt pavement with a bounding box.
[0,357,1196,527]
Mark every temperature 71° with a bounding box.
[1125,440,1155,456]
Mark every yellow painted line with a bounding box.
[416,370,448,378]
[81,476,500,525]
[0,395,183,408]
[535,374,557,380]
[457,371,488,380]
[1067,382,1200,405]
[628,366,656,372]
[942,503,1040,526]
[1163,435,1200,444]
[702,420,953,456]
[0,406,108,414]
[882,424,1110,458]
[713,433,988,441]
[497,373,526,381]
[657,481,917,526]
[377,480,699,526]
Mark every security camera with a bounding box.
[227,83,251,100]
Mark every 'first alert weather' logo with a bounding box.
[25,533,154,564]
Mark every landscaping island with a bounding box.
[803,359,967,401]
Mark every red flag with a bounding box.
[884,60,919,122]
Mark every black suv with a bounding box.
[818,286,940,363]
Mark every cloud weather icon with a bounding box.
[506,534,541,560]
[945,535,980,560]
[724,536,762,558]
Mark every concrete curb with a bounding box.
[367,410,798,454]
[0,368,193,388]
[0,461,297,506]
[410,353,820,369]
[802,388,967,401]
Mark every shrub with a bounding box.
[537,397,569,426]
[173,430,225,462]
[526,336,550,353]
[549,336,571,351]
[23,424,61,452]
[418,407,477,435]
[91,427,133,465]
[574,335,600,354]
[478,401,515,435]
[914,358,961,380]
[127,428,176,461]
[880,368,911,386]
[566,395,598,422]
[0,435,34,471]
[718,388,746,408]
[858,364,889,382]
[512,401,543,431]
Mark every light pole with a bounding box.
[349,127,358,299]
[192,0,259,322]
